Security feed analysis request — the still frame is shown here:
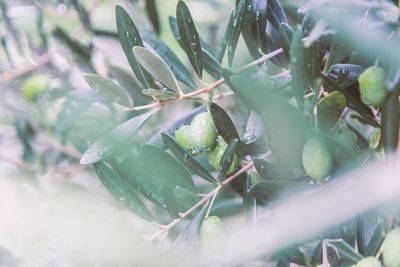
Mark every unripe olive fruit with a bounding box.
[190,112,218,152]
[355,257,382,267]
[330,125,358,160]
[22,74,49,102]
[302,135,333,181]
[206,137,238,175]
[175,125,194,150]
[174,112,218,153]
[358,66,388,107]
[199,216,225,256]
[383,228,400,267]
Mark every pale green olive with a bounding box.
[22,74,49,102]
[355,257,382,267]
[359,66,388,107]
[190,112,218,152]
[206,137,238,175]
[199,216,225,256]
[175,125,194,150]
[302,135,333,181]
[383,228,400,267]
[174,112,218,153]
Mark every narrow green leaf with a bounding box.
[279,23,294,60]
[243,111,264,143]
[109,65,152,105]
[327,239,363,264]
[317,91,347,130]
[83,73,132,107]
[176,0,203,78]
[137,25,196,89]
[366,223,385,256]
[162,133,216,184]
[119,155,166,208]
[133,46,182,94]
[290,27,307,110]
[94,162,154,221]
[70,0,92,31]
[217,8,235,63]
[253,159,281,180]
[228,0,246,67]
[266,0,288,30]
[243,173,257,224]
[249,180,307,204]
[80,110,157,165]
[210,103,240,143]
[161,185,180,218]
[171,205,207,253]
[145,0,160,35]
[140,145,197,192]
[219,138,239,181]
[115,5,152,88]
[142,88,178,101]
[381,88,400,153]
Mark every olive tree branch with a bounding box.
[147,162,254,240]
[123,48,284,112]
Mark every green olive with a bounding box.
[383,228,400,267]
[330,125,358,160]
[358,66,388,107]
[190,112,218,152]
[175,125,194,150]
[21,74,49,102]
[302,135,333,181]
[199,216,225,256]
[355,257,382,267]
[206,137,238,175]
[174,112,218,153]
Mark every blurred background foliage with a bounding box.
[1,0,400,266]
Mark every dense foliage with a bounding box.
[1,0,400,266]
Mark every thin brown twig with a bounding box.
[0,154,84,174]
[124,48,285,112]
[35,134,82,159]
[147,162,254,240]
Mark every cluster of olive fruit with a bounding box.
[175,111,239,175]
[303,65,388,181]
[355,228,400,267]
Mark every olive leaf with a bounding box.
[381,88,400,152]
[142,88,178,101]
[210,103,240,144]
[317,91,347,130]
[176,0,203,78]
[145,0,160,35]
[290,27,307,111]
[119,155,166,208]
[80,110,157,165]
[162,133,216,184]
[228,0,246,67]
[219,138,239,181]
[115,5,153,88]
[217,8,234,63]
[326,239,363,264]
[266,0,288,30]
[94,162,154,221]
[161,184,180,218]
[243,173,257,224]
[137,25,196,89]
[83,73,132,107]
[133,46,182,94]
[140,144,197,192]
[279,23,294,60]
